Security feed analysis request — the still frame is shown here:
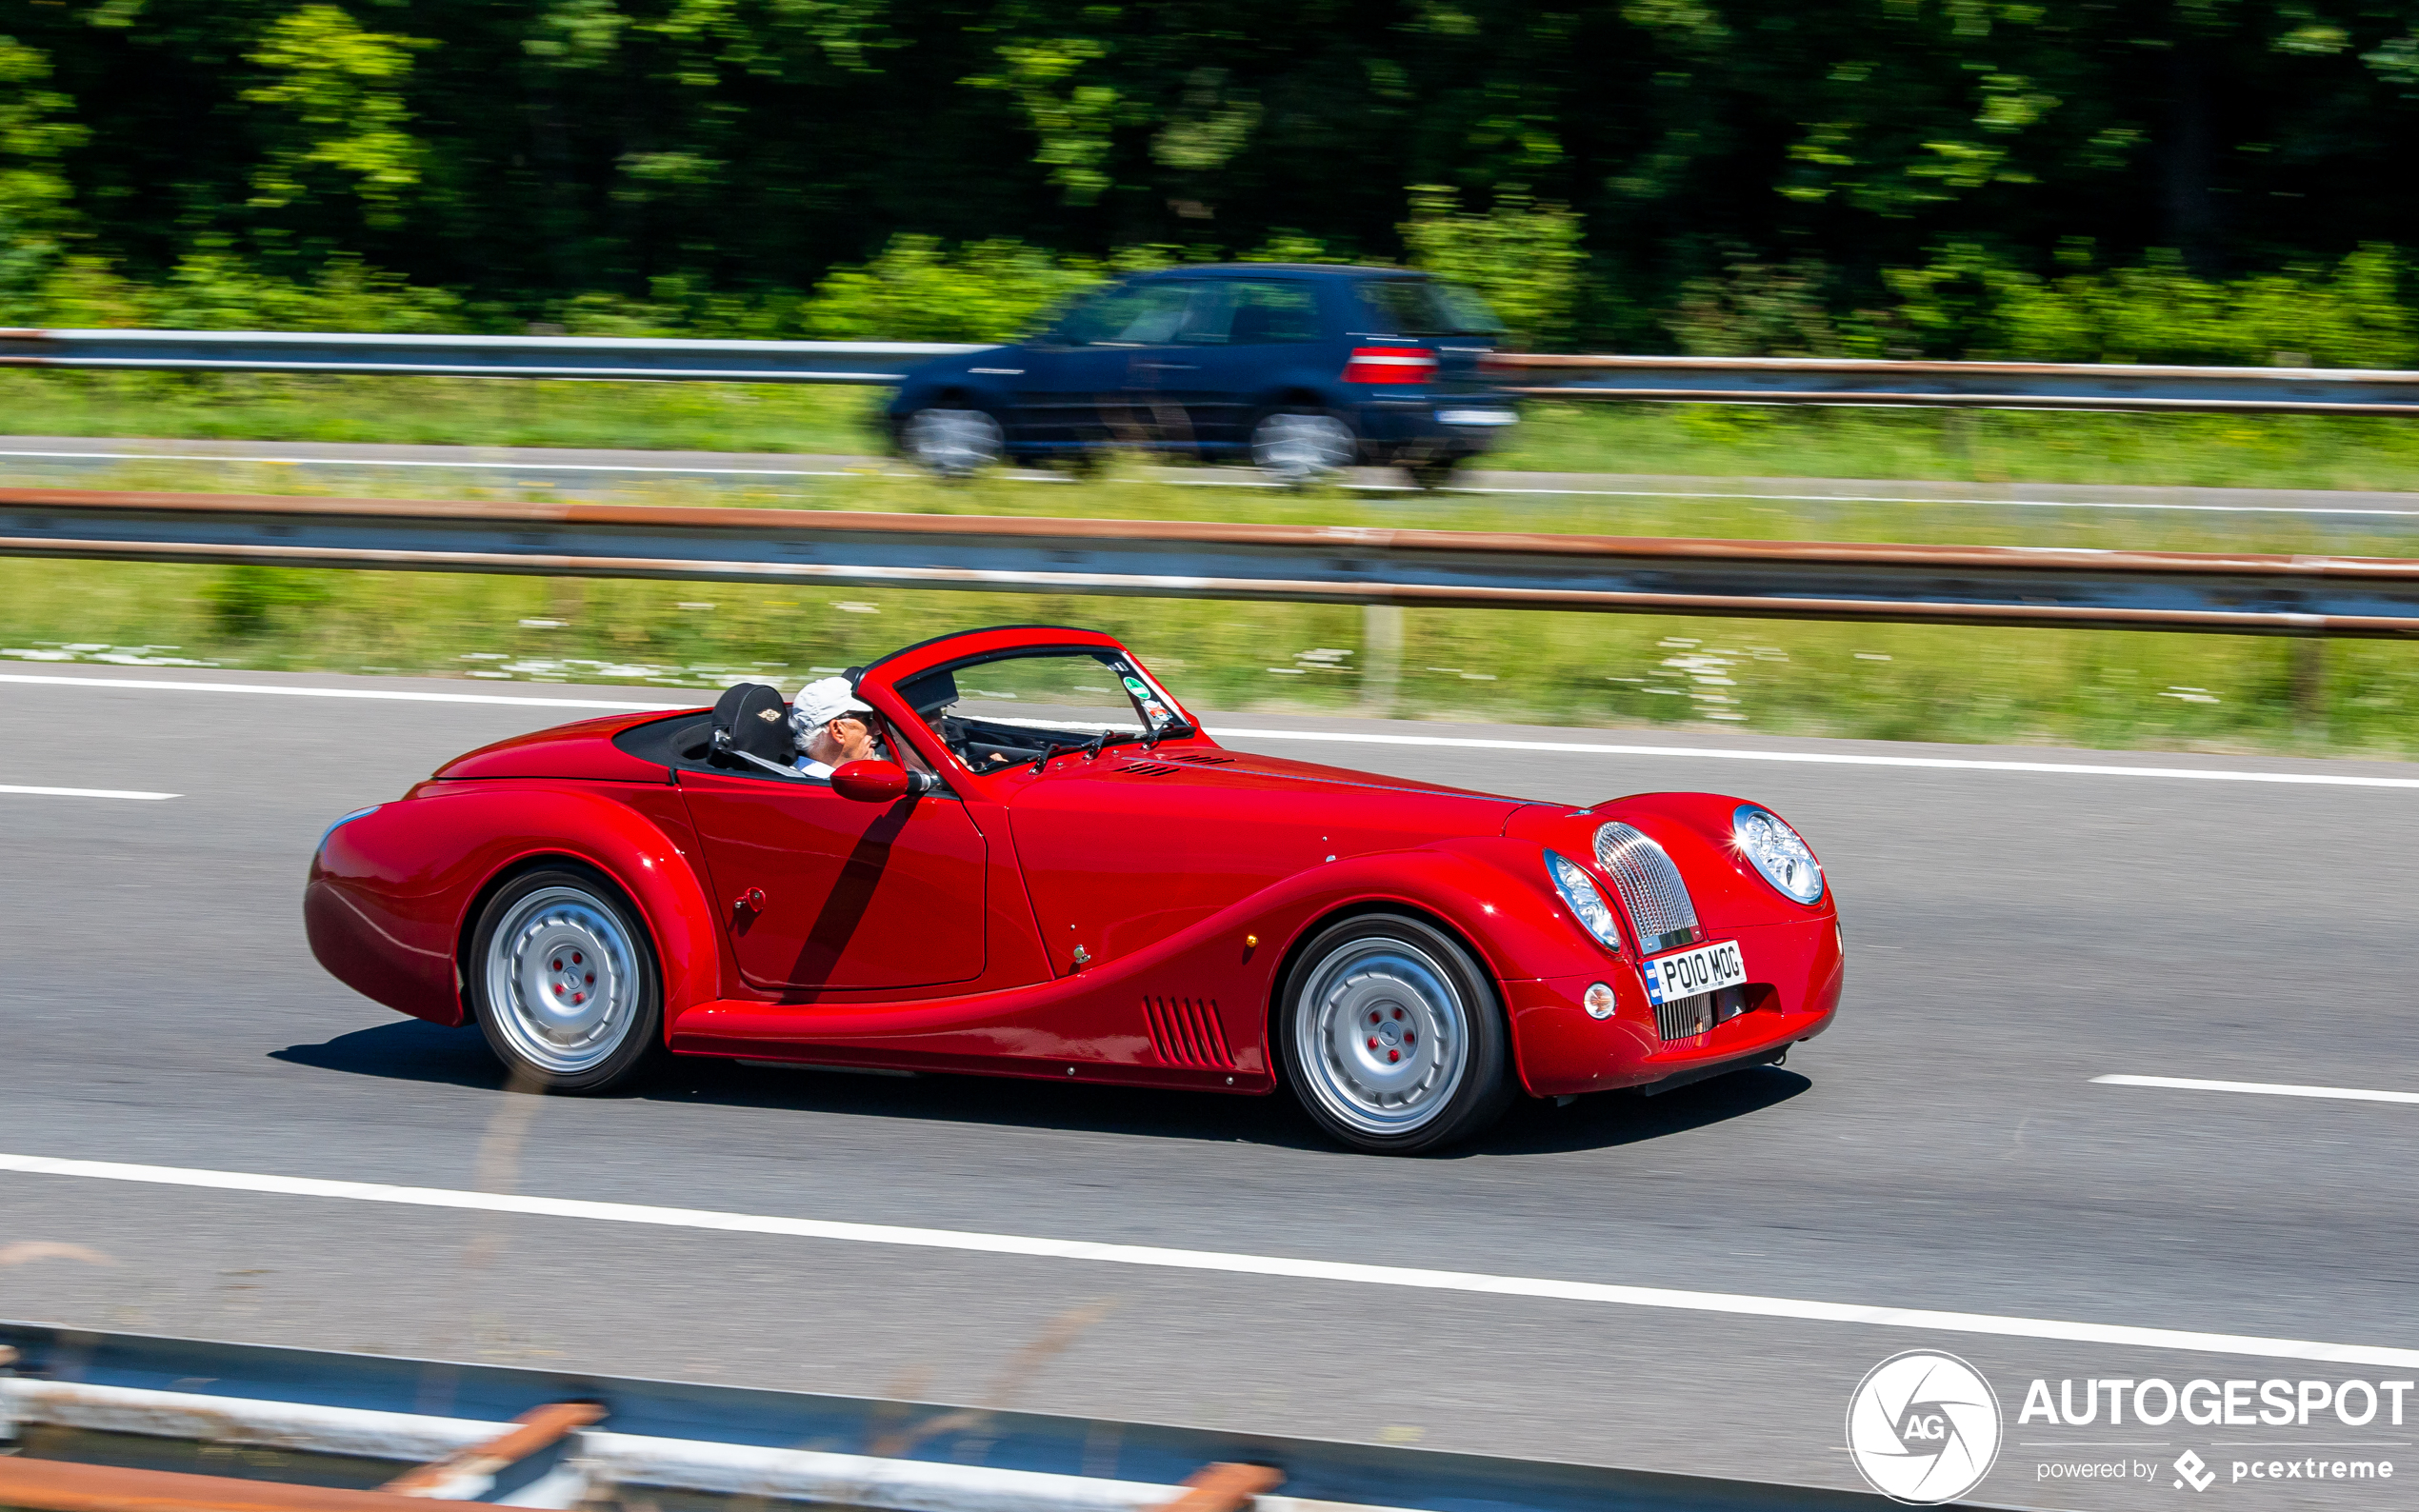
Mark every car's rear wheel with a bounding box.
[1277,913,1514,1154]
[1250,409,1356,484]
[900,405,1005,477]
[470,865,663,1093]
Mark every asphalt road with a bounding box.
[4,665,2417,1510]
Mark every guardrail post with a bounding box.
[1362,605,1403,714]
[2292,638,2329,732]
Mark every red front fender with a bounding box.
[305,781,717,1030]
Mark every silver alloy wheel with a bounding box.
[1293,936,1471,1136]
[1251,411,1355,483]
[903,407,1004,476]
[482,885,640,1075]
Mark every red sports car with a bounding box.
[307,625,1841,1153]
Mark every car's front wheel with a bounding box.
[470,865,663,1093]
[1277,913,1514,1154]
[1249,409,1356,484]
[900,405,1005,477]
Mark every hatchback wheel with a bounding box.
[470,866,663,1092]
[1250,409,1356,484]
[1277,913,1514,1154]
[901,406,1005,477]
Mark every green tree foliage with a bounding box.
[0,35,87,297]
[1400,184,1584,348]
[12,0,2419,355]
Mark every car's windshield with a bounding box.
[1356,277,1505,337]
[894,647,1189,772]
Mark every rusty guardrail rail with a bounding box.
[2,487,2416,636]
[1490,353,2419,415]
[10,328,2419,415]
[0,1322,1895,1512]
[0,329,983,384]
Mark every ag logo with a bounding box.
[1846,1350,2003,1504]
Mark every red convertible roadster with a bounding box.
[307,625,1841,1153]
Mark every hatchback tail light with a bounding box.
[1342,346,1437,384]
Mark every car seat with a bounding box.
[710,682,804,778]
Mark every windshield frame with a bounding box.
[888,643,1198,779]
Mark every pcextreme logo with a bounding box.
[1846,1350,2006,1504]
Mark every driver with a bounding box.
[790,676,885,778]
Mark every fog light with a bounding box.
[1583,982,1617,1020]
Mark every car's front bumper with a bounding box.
[1502,914,1844,1098]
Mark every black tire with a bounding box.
[1406,454,1462,490]
[469,865,665,1093]
[1275,912,1515,1154]
[1249,408,1358,484]
[898,404,1005,477]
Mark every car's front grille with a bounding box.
[1593,823,1701,953]
[1656,985,1749,1042]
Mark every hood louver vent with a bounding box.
[1118,761,1184,776]
[1166,752,1236,765]
[1144,996,1234,1069]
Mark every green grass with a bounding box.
[13,449,2419,560]
[7,549,2413,763]
[27,368,2419,496]
[10,373,2419,761]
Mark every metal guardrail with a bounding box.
[0,328,985,384]
[2,487,2416,636]
[9,328,2419,415]
[1491,353,2419,415]
[0,1322,1892,1512]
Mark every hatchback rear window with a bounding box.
[1357,278,1505,337]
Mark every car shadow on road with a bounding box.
[273,1021,1812,1157]
[1463,1066,1812,1158]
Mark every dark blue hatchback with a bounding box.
[887,265,1519,485]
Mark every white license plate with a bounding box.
[1436,408,1519,427]
[1642,940,1747,1004]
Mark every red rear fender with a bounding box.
[306,782,717,1028]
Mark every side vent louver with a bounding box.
[1143,996,1234,1069]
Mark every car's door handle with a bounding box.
[1134,362,1198,371]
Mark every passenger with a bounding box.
[790,676,885,778]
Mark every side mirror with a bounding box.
[831,760,917,803]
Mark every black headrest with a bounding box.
[710,682,793,764]
[897,667,959,717]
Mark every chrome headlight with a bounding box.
[1733,804,1823,905]
[1545,850,1623,952]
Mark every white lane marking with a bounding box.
[0,674,692,711]
[1213,727,2419,790]
[1,1151,2413,1369]
[2094,1074,2419,1105]
[0,784,177,800]
[5,675,2411,788]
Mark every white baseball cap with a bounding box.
[790,675,875,736]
